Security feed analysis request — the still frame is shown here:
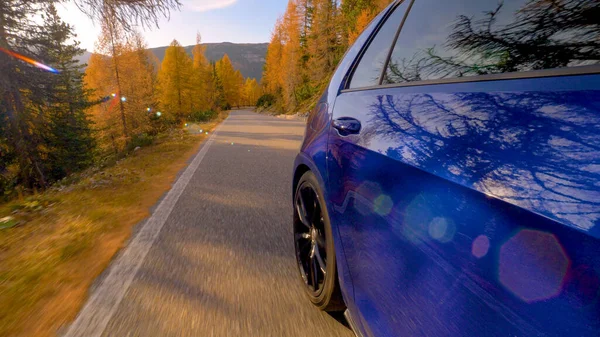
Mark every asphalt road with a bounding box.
[65,110,354,337]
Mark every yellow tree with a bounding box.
[251,79,262,105]
[157,39,193,123]
[94,18,129,141]
[348,8,371,44]
[215,54,240,109]
[234,70,245,107]
[85,32,156,151]
[263,18,285,96]
[262,0,395,112]
[191,33,216,111]
[343,0,393,45]
[242,78,262,106]
[85,52,122,153]
[120,31,157,134]
[281,0,303,111]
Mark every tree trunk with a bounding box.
[176,53,182,122]
[107,17,128,140]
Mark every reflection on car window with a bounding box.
[384,0,600,84]
[348,1,409,89]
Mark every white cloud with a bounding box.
[184,0,238,12]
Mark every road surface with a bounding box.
[64,110,354,337]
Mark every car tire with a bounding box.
[293,171,345,312]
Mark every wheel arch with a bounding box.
[292,153,328,200]
[293,164,311,199]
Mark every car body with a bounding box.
[292,0,600,336]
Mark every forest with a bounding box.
[260,0,394,112]
[1,0,396,198]
[0,0,261,199]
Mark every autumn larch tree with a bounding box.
[120,31,157,134]
[191,33,217,112]
[96,17,129,139]
[342,0,392,45]
[157,39,193,123]
[242,78,262,106]
[85,52,121,153]
[216,54,241,109]
[263,18,285,99]
[281,0,303,111]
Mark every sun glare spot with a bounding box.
[499,229,570,303]
[472,235,490,258]
[355,181,382,216]
[373,195,393,216]
[428,217,455,243]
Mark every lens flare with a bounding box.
[472,235,490,258]
[373,194,393,216]
[0,47,58,73]
[428,217,455,243]
[499,229,569,303]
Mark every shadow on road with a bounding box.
[100,111,354,337]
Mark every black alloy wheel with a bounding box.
[293,171,345,311]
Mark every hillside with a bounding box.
[77,42,268,80]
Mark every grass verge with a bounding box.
[0,112,228,337]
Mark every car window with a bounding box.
[384,0,600,84]
[348,1,409,89]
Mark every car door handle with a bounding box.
[332,117,361,136]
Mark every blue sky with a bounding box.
[58,0,287,51]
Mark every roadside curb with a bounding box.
[61,118,228,337]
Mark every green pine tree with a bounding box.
[0,0,53,190]
[42,4,95,179]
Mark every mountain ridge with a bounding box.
[77,42,268,80]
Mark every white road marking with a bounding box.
[63,119,227,337]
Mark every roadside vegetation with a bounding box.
[1,3,261,201]
[258,0,393,113]
[0,112,227,337]
[0,0,247,335]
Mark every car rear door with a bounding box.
[327,0,600,336]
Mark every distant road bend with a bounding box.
[63,110,354,337]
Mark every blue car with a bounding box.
[292,0,600,336]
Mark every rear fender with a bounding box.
[293,154,354,306]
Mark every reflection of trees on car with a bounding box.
[385,0,600,83]
[362,89,600,232]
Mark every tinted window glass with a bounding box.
[384,0,600,84]
[348,1,409,89]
